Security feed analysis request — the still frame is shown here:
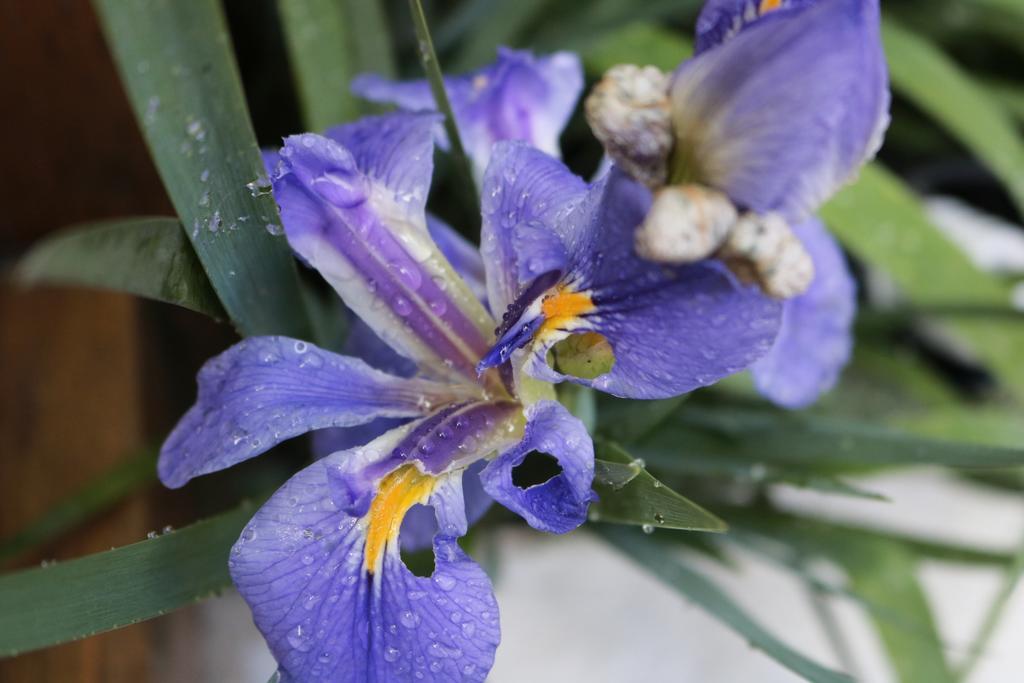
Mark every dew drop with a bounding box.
[641,524,655,535]
[287,625,313,652]
[399,610,420,629]
[432,573,457,591]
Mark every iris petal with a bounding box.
[353,48,583,180]
[480,142,585,320]
[694,0,821,53]
[481,145,782,399]
[670,0,889,223]
[158,337,475,488]
[751,219,856,408]
[274,114,496,384]
[480,400,594,534]
[231,440,499,683]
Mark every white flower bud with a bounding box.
[718,212,814,299]
[635,184,738,263]
[585,64,673,188]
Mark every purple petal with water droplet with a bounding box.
[671,0,889,223]
[231,434,500,682]
[274,115,496,384]
[353,48,583,180]
[752,218,856,408]
[480,400,594,534]
[157,336,474,488]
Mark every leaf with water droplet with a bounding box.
[591,442,726,533]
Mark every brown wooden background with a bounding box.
[0,1,239,679]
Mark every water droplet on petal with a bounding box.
[433,573,457,591]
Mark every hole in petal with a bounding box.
[550,332,616,380]
[512,451,562,489]
[400,546,436,578]
[398,503,438,577]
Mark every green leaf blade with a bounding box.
[600,527,853,683]
[637,404,1024,470]
[592,442,727,532]
[0,451,157,564]
[94,0,309,338]
[882,19,1024,214]
[821,164,1024,398]
[0,504,253,656]
[15,217,224,320]
[277,0,395,131]
[277,0,361,130]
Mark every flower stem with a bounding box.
[407,0,478,209]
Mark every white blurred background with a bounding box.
[157,468,1024,683]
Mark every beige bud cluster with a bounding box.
[584,64,673,189]
[635,185,814,300]
[587,63,814,300]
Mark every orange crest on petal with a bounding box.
[363,465,436,574]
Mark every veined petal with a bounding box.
[480,142,586,319]
[231,436,500,683]
[752,219,856,408]
[694,0,820,53]
[427,214,487,304]
[481,153,782,399]
[273,114,496,385]
[330,401,524,506]
[158,337,477,488]
[479,400,594,534]
[670,0,889,224]
[309,417,505,557]
[353,48,583,180]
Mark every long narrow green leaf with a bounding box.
[0,503,253,656]
[277,0,395,131]
[882,20,1024,214]
[581,22,692,76]
[15,218,224,320]
[451,0,553,71]
[596,394,686,443]
[821,164,1024,399]
[599,526,853,683]
[277,0,361,130]
[727,507,1014,571]
[984,79,1024,124]
[407,0,477,204]
[729,522,955,683]
[0,451,157,564]
[637,403,1024,470]
[591,442,726,532]
[342,0,395,81]
[94,0,309,338]
[957,533,1024,681]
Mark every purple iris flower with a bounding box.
[666,0,883,407]
[158,108,780,681]
[675,0,890,224]
[751,218,857,408]
[352,47,583,181]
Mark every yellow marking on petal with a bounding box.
[759,0,783,13]
[539,287,595,338]
[363,465,436,575]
